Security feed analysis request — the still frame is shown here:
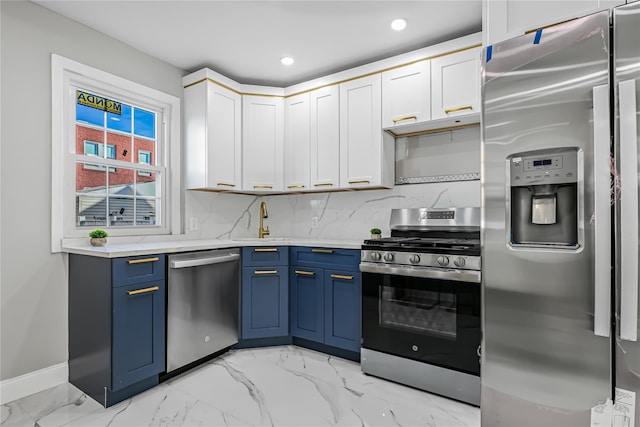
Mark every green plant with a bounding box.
[370,228,382,235]
[89,229,108,239]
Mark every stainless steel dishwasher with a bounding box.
[167,248,240,372]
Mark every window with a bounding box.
[52,55,181,252]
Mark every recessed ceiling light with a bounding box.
[281,56,295,66]
[391,18,407,31]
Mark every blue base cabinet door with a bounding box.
[241,267,288,339]
[112,281,166,391]
[290,267,324,342]
[324,269,361,352]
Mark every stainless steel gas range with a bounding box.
[359,207,481,406]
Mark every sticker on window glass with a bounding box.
[76,90,121,115]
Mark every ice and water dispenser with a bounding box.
[508,148,579,247]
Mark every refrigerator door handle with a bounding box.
[593,84,612,338]
[619,78,639,342]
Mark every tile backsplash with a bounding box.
[185,180,480,241]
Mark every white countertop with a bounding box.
[62,237,363,258]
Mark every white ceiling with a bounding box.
[32,0,482,87]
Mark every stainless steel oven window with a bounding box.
[379,285,456,338]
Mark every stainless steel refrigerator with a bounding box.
[481,3,639,426]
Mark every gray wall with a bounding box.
[0,1,186,381]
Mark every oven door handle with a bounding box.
[359,262,481,283]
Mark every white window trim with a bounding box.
[52,54,181,253]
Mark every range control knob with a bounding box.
[409,254,421,264]
[370,252,382,261]
[454,257,466,268]
[437,256,450,266]
[383,253,395,262]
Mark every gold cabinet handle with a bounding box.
[312,249,333,254]
[254,185,273,189]
[254,270,278,275]
[127,286,159,296]
[313,183,333,187]
[392,115,417,124]
[254,248,278,252]
[295,270,315,276]
[287,185,305,189]
[444,105,473,114]
[348,180,370,185]
[127,257,159,264]
[217,182,235,187]
[330,274,353,280]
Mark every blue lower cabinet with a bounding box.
[324,270,362,353]
[241,267,288,339]
[112,281,165,391]
[290,267,324,342]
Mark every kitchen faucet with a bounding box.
[259,201,270,238]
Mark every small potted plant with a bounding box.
[370,228,382,239]
[89,229,108,247]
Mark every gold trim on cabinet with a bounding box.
[330,274,353,280]
[254,248,278,252]
[524,18,576,35]
[127,286,160,296]
[295,270,316,276]
[444,105,473,114]
[183,44,482,100]
[384,122,480,138]
[254,185,273,189]
[312,249,334,254]
[127,257,159,264]
[348,180,370,185]
[313,183,333,187]
[392,115,418,124]
[287,185,305,189]
[254,270,278,275]
[217,182,236,187]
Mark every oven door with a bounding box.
[361,265,481,376]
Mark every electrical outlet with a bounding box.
[189,216,199,231]
[311,216,318,228]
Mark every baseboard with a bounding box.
[0,362,68,404]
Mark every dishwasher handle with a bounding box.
[170,253,240,269]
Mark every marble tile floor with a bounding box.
[1,345,480,427]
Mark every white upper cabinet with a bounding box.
[340,74,394,189]
[184,79,242,191]
[484,0,627,46]
[431,46,481,120]
[309,85,340,190]
[242,95,284,192]
[381,60,431,129]
[284,93,311,191]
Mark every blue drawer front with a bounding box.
[289,247,360,270]
[112,255,165,287]
[242,246,288,267]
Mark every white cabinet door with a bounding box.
[284,93,310,191]
[381,60,431,128]
[184,80,242,190]
[431,47,481,120]
[242,95,284,192]
[484,0,625,46]
[339,74,393,189]
[310,86,340,190]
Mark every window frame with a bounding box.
[52,54,181,252]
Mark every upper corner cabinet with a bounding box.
[183,79,242,191]
[381,60,431,129]
[284,93,311,191]
[430,46,481,121]
[242,95,285,193]
[339,74,394,189]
